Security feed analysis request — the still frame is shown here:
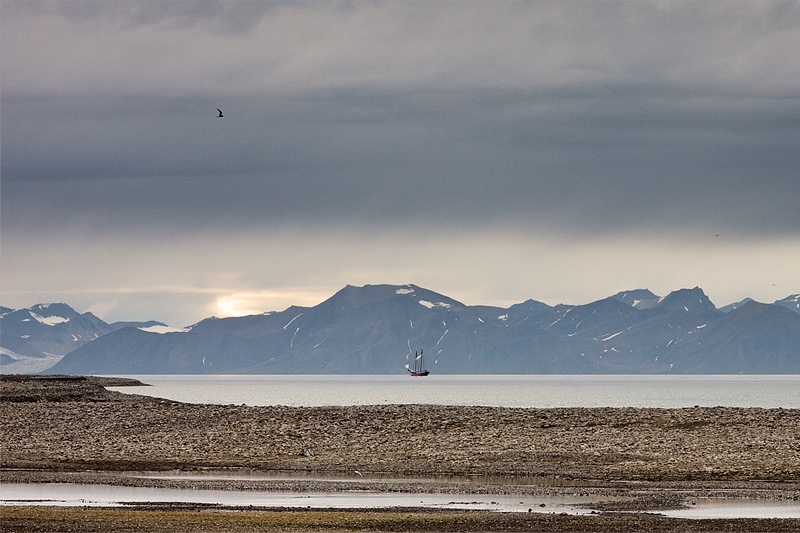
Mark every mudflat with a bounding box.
[2,374,800,532]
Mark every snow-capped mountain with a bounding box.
[0,304,167,373]
[40,284,800,375]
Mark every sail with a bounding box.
[406,344,429,376]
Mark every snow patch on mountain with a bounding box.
[0,346,22,359]
[418,300,450,309]
[599,330,626,341]
[29,311,70,326]
[139,325,191,334]
[0,348,65,374]
[283,313,303,329]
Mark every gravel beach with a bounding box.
[2,374,800,532]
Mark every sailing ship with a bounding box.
[405,345,429,376]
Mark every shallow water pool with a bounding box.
[3,482,800,518]
[0,483,596,514]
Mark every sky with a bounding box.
[2,0,799,327]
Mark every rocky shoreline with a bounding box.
[2,374,800,532]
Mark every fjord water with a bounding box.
[108,375,800,408]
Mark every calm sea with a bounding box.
[108,375,800,408]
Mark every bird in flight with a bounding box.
[217,108,224,118]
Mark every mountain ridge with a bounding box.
[0,304,164,374]
[6,284,794,375]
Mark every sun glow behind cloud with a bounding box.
[214,295,261,318]
[5,225,797,327]
[211,289,332,319]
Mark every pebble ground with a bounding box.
[2,374,799,532]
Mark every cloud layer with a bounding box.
[2,1,799,325]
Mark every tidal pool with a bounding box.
[3,482,800,518]
[0,483,597,514]
[661,499,800,520]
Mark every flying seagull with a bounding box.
[217,108,223,118]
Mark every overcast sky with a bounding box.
[2,0,799,327]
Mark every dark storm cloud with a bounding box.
[4,84,799,235]
[4,0,275,36]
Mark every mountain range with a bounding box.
[2,285,799,375]
[0,303,165,374]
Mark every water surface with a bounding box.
[0,483,596,514]
[108,374,800,408]
[4,483,800,518]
